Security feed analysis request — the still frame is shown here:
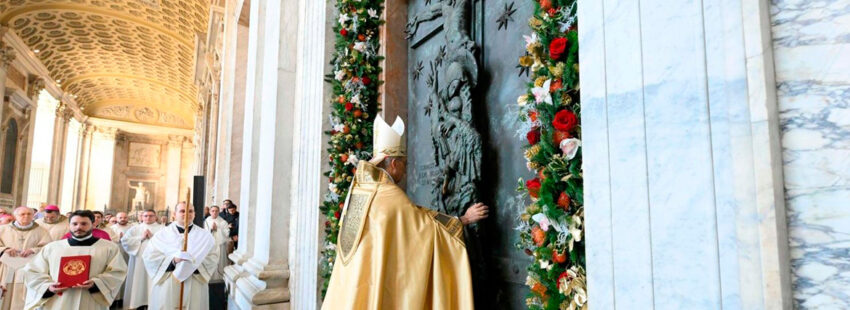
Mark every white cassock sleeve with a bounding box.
[143,225,215,283]
[21,246,53,309]
[88,244,128,306]
[120,227,144,257]
[142,237,172,285]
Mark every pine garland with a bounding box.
[320,0,385,298]
[515,1,586,309]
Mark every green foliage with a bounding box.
[515,0,586,309]
[319,0,385,299]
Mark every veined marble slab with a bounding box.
[772,0,850,308]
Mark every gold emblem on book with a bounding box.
[62,259,86,276]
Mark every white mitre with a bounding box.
[369,115,406,164]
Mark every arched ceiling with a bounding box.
[0,0,209,129]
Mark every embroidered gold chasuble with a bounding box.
[322,161,474,310]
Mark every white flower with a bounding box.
[325,191,340,202]
[350,93,361,105]
[539,260,552,271]
[523,32,539,49]
[368,8,379,19]
[559,21,573,33]
[324,243,336,251]
[333,124,345,132]
[346,154,359,166]
[517,94,529,106]
[338,13,350,25]
[334,70,346,81]
[531,213,551,231]
[526,162,535,172]
[328,182,338,193]
[560,138,581,159]
[353,42,367,52]
[532,79,552,104]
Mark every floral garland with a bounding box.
[515,0,586,309]
[320,0,384,298]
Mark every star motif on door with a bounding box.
[497,2,517,31]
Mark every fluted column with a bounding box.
[579,0,791,308]
[288,0,327,308]
[16,107,37,206]
[46,104,70,204]
[0,39,15,130]
[74,124,94,210]
[165,135,184,208]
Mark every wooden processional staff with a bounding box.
[178,189,191,310]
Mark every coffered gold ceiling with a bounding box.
[0,0,208,129]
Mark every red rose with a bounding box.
[362,76,371,85]
[334,211,340,219]
[339,28,348,36]
[553,109,578,132]
[342,125,350,134]
[357,34,366,41]
[549,37,568,60]
[528,110,538,122]
[552,129,571,145]
[526,128,540,145]
[526,178,541,198]
[344,102,353,111]
[531,225,546,246]
[558,271,569,289]
[353,109,362,118]
[553,250,567,263]
[339,153,348,162]
[539,0,553,10]
[550,78,563,93]
[547,7,557,17]
[557,192,571,210]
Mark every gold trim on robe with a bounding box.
[324,161,475,309]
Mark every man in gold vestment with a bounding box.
[323,116,489,310]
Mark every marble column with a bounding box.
[165,135,184,208]
[86,127,116,210]
[0,39,14,128]
[16,107,37,206]
[235,0,295,307]
[59,118,81,210]
[214,0,250,206]
[46,104,69,204]
[224,0,263,293]
[579,0,791,308]
[75,124,93,210]
[287,0,326,307]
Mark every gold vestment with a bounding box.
[322,161,474,309]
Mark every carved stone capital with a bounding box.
[27,75,46,98]
[167,135,185,147]
[0,43,15,68]
[94,126,118,139]
[54,102,67,118]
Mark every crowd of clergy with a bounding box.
[0,200,239,310]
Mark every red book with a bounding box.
[58,255,91,288]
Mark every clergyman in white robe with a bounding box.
[0,217,51,310]
[109,215,135,302]
[203,211,230,282]
[22,236,127,309]
[120,221,162,309]
[143,223,218,310]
